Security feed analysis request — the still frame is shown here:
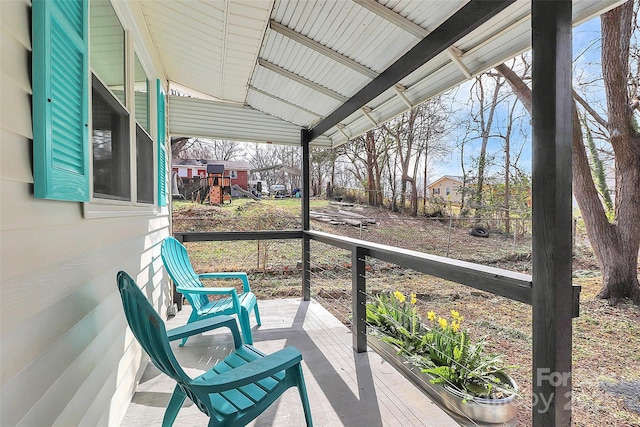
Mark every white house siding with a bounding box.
[1,1,170,426]
[429,177,464,204]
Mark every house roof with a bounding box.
[122,0,624,148]
[172,159,252,171]
[428,175,464,188]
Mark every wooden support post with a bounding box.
[301,129,311,301]
[352,246,367,353]
[531,1,574,425]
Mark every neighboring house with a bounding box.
[172,159,250,196]
[428,175,464,204]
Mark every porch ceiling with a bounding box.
[139,0,623,148]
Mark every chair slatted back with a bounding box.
[161,237,210,312]
[117,271,188,379]
[116,271,211,416]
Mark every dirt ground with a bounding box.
[174,200,640,426]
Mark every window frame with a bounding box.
[83,0,165,218]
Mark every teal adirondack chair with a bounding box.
[161,237,260,345]
[116,271,312,427]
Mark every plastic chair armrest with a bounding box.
[199,272,251,293]
[176,286,237,296]
[166,315,242,348]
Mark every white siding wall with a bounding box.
[0,1,170,425]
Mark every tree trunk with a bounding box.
[504,134,511,234]
[596,0,640,304]
[571,100,640,304]
[403,174,418,217]
[365,130,377,206]
[459,141,467,211]
[374,155,383,206]
[422,157,427,214]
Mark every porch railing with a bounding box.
[172,229,580,353]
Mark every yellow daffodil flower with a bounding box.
[393,291,406,303]
[438,317,448,330]
[427,311,436,321]
[411,293,417,304]
[452,321,460,332]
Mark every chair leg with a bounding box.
[253,302,261,326]
[162,385,187,427]
[239,308,253,345]
[296,364,313,427]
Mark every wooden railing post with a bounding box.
[352,246,367,352]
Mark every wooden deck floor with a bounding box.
[121,298,458,426]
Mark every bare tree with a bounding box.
[364,130,385,206]
[382,99,448,216]
[172,138,243,160]
[496,0,640,304]
[382,110,417,214]
[455,121,473,212]
[470,73,505,216]
[310,148,337,196]
[246,144,302,191]
[341,129,388,205]
[248,143,279,185]
[207,140,243,161]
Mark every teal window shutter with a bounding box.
[32,0,90,201]
[157,79,167,207]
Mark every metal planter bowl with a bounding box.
[368,335,518,426]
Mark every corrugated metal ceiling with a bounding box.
[139,0,624,148]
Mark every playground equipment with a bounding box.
[207,164,231,204]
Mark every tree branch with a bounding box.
[494,63,532,115]
[573,90,609,128]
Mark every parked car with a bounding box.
[270,184,288,198]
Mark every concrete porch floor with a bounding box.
[121,298,458,426]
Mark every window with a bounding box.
[92,75,130,200]
[33,0,167,209]
[90,1,132,201]
[137,125,154,203]
[134,54,153,204]
[446,187,451,196]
